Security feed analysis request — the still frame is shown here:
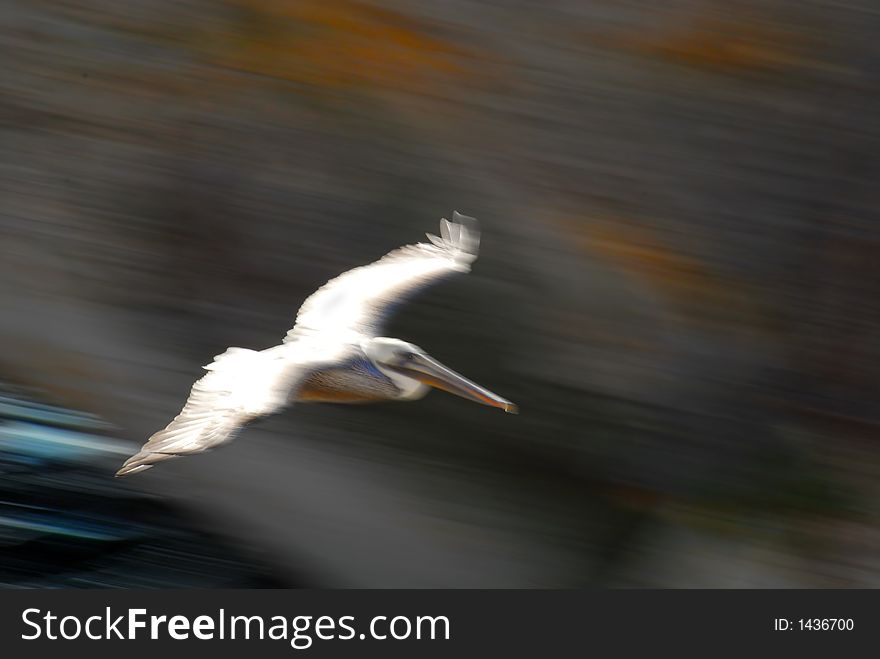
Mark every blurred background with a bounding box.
[1,0,879,588]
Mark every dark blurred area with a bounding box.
[1,0,879,587]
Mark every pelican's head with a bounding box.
[365,337,518,413]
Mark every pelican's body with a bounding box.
[116,212,516,477]
[298,356,420,403]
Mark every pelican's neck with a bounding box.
[390,372,430,400]
[361,337,430,400]
[368,358,429,400]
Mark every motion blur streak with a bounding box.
[1,0,879,587]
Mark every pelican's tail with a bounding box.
[115,450,178,477]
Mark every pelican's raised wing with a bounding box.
[116,345,310,477]
[286,212,480,341]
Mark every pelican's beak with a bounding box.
[394,353,518,414]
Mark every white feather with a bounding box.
[115,341,336,476]
[287,213,480,341]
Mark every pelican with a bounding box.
[116,212,517,477]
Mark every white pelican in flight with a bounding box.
[116,212,517,477]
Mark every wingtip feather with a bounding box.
[115,450,177,477]
[439,210,480,262]
[115,455,153,477]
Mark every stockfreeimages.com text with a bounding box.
[22,608,450,649]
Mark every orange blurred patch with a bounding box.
[207,0,471,90]
[559,214,761,325]
[598,15,821,75]
[569,216,719,299]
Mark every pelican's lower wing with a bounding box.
[116,346,301,477]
